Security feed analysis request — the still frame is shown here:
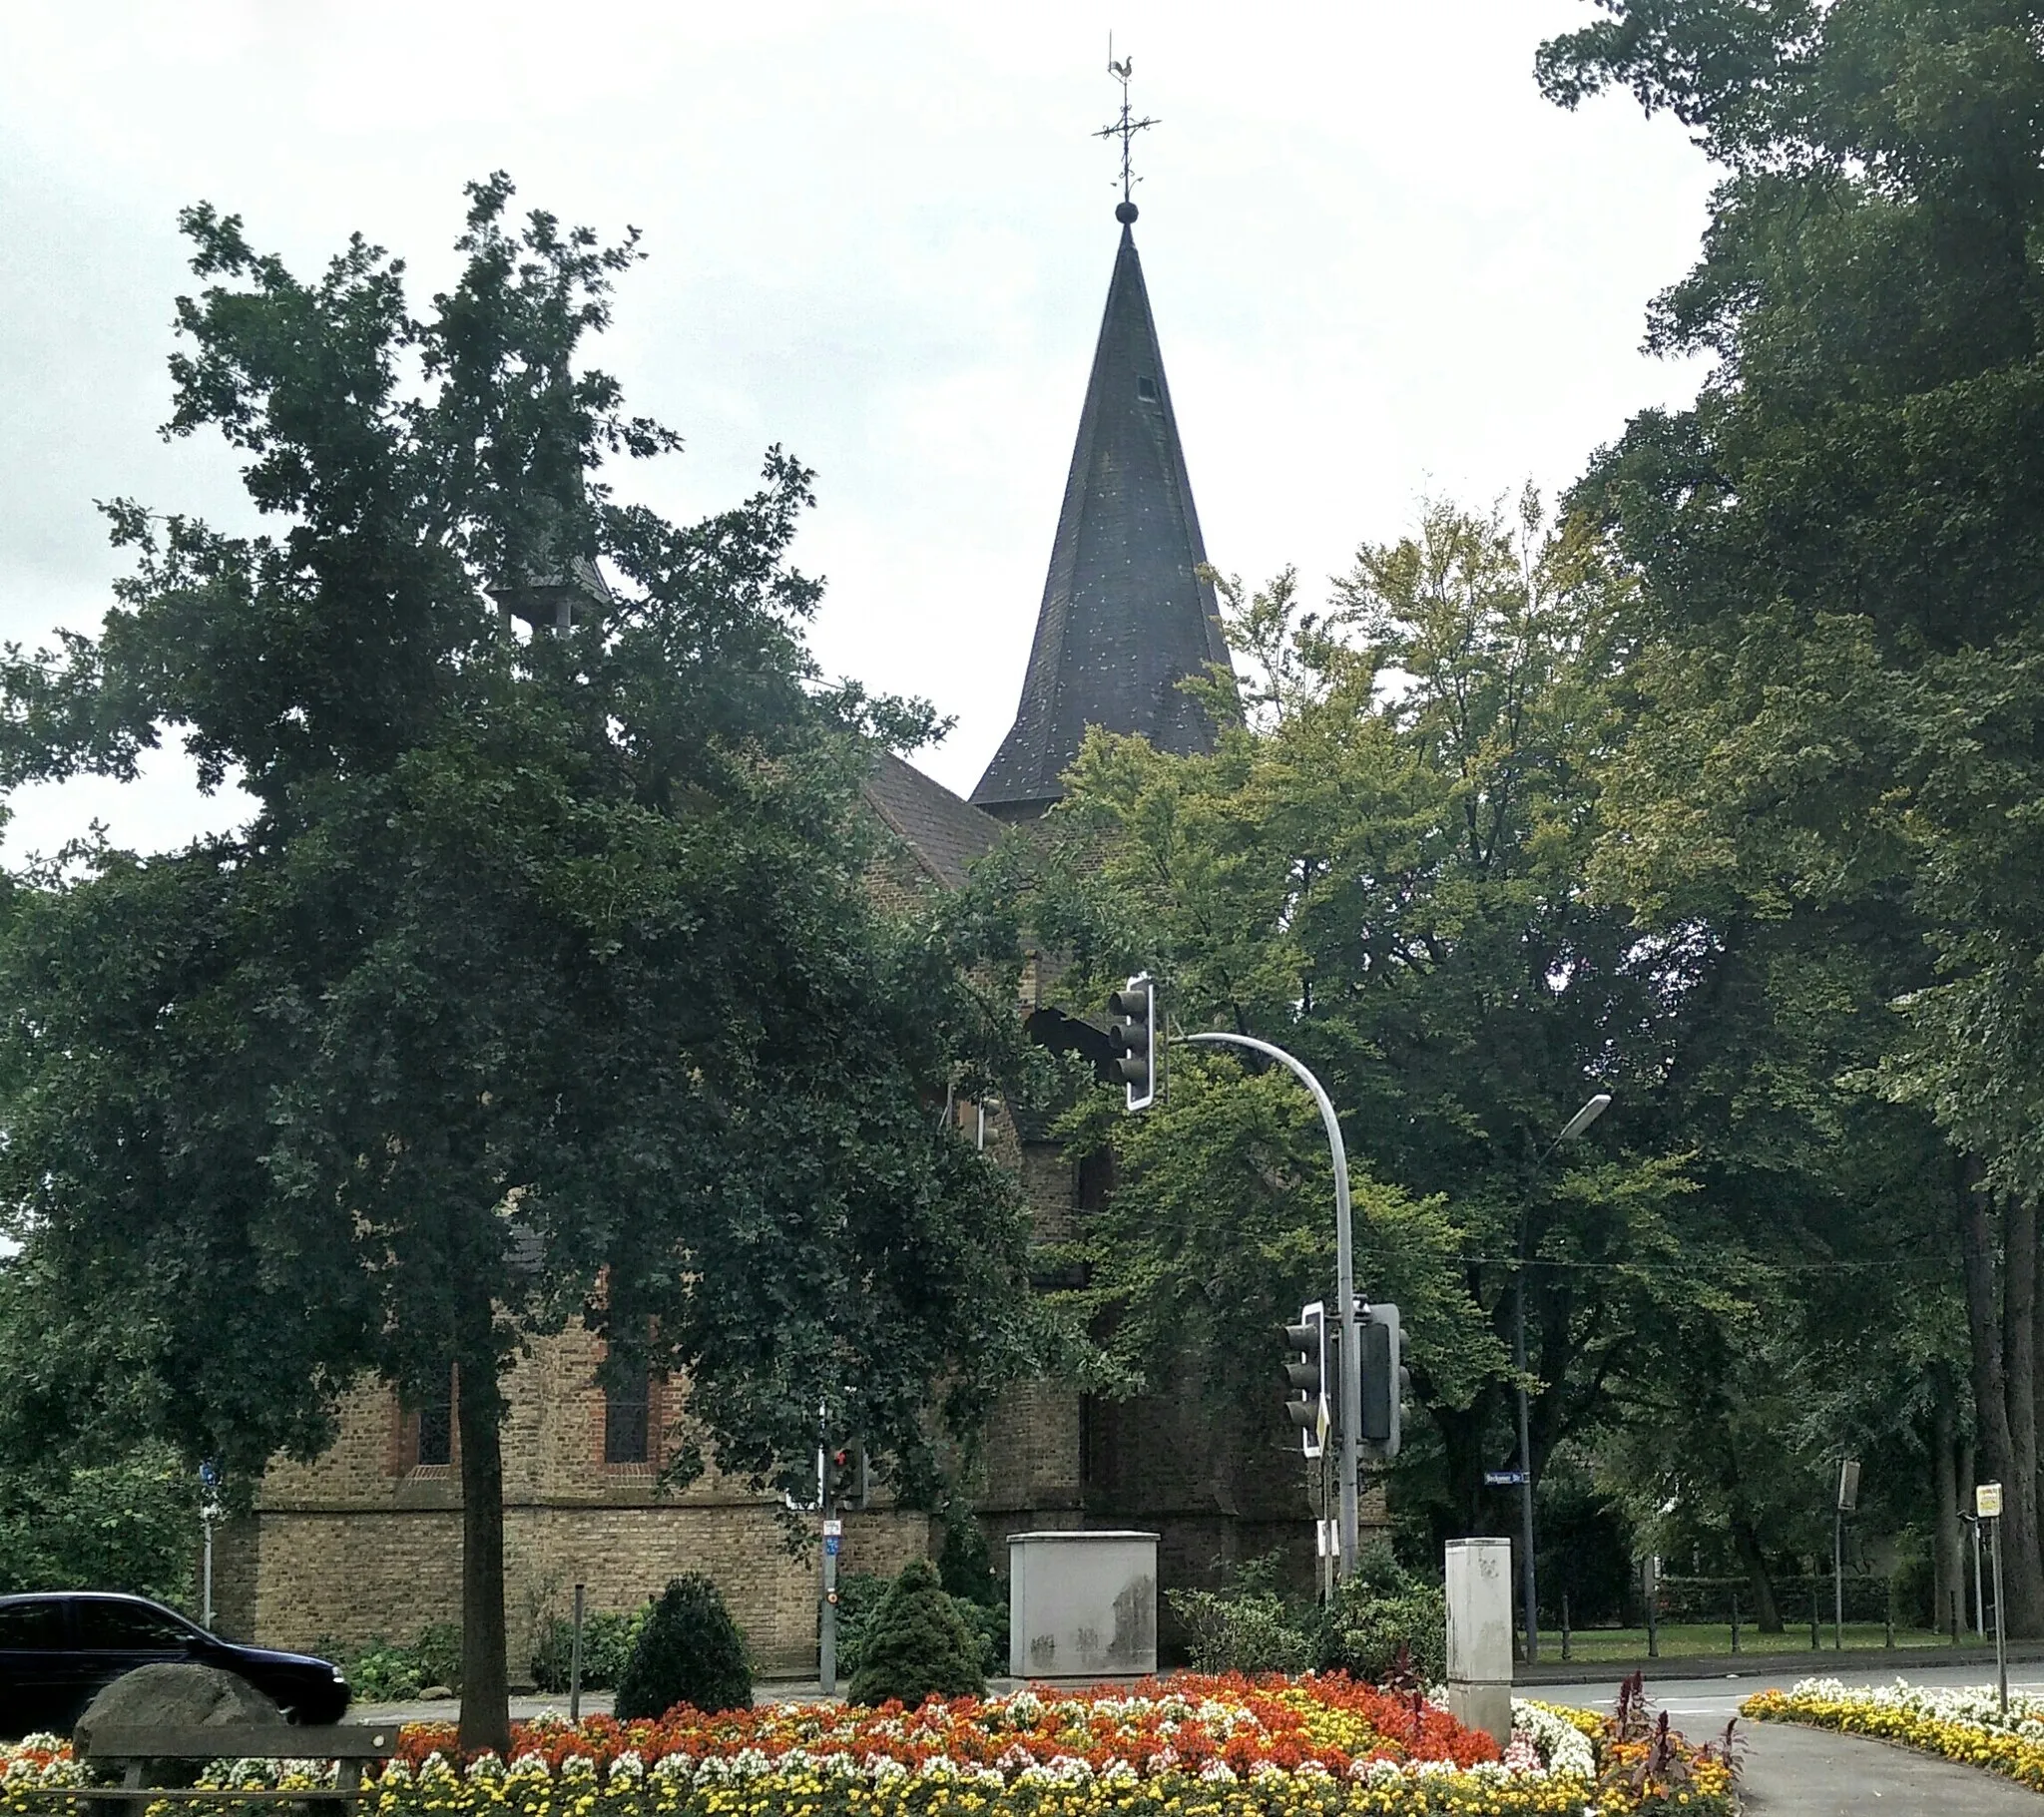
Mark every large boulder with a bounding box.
[76,1663,284,1749]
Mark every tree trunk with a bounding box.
[1932,1378,1962,1639]
[456,1303,512,1756]
[1731,1513,1782,1632]
[1429,1396,1501,1544]
[2007,1192,2044,1632]
[1957,1165,2044,1635]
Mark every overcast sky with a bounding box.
[0,1,1716,859]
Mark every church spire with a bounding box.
[972,70,1235,819]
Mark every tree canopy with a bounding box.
[1537,0,2044,1627]
[0,177,1035,1746]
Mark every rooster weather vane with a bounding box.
[1095,37,1159,223]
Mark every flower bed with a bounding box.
[2,1673,1733,1817]
[1743,1675,2044,1789]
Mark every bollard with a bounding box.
[569,1583,586,1724]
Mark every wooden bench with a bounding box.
[15,1724,398,1811]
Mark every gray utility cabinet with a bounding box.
[1007,1530,1158,1680]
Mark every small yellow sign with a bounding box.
[1978,1482,2005,1519]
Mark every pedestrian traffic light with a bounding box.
[1282,1301,1329,1460]
[1359,1302,1407,1462]
[1107,974,1157,1112]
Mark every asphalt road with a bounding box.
[1543,1659,2044,1814]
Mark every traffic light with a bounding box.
[1281,1300,1330,1459]
[1359,1302,1408,1462]
[1107,974,1157,1112]
[822,1441,871,1510]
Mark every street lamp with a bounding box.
[1517,1092,1610,1665]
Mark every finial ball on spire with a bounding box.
[1116,200,1139,225]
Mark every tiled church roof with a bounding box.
[861,748,1003,889]
[972,219,1237,816]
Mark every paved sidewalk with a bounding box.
[1736,1719,2044,1815]
[1545,1663,2044,1815]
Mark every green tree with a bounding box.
[1540,0,2044,1626]
[0,1246,200,1607]
[0,178,1034,1749]
[1001,499,1733,1548]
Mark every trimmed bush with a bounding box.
[614,1575,753,1718]
[846,1559,986,1706]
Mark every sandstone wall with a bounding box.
[231,1325,931,1678]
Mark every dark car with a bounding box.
[0,1591,349,1738]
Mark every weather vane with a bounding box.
[1094,36,1158,222]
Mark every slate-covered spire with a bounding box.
[972,209,1236,819]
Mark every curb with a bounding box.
[1512,1643,2044,1686]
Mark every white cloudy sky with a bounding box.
[0,0,1715,858]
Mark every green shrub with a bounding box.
[339,1636,423,1701]
[1164,1552,1312,1675]
[1313,1544,1447,1685]
[846,1559,986,1706]
[936,1501,998,1605]
[830,1572,892,1683]
[411,1621,462,1691]
[953,1595,1008,1675]
[533,1607,646,1692]
[315,1623,465,1700]
[1166,1585,1311,1674]
[615,1574,753,1718]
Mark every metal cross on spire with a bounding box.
[1094,38,1159,220]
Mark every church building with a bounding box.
[219,192,1359,1678]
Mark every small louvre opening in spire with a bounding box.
[1137,376,1159,400]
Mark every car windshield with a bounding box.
[74,1600,196,1649]
[0,1601,66,1648]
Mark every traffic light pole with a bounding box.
[1184,1031,1361,1575]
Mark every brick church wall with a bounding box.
[230,1326,932,1677]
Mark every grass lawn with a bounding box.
[1541,1619,1953,1662]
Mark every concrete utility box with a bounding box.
[1444,1538,1514,1745]
[1007,1530,1158,1679]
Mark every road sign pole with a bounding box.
[569,1582,586,1723]
[198,1461,222,1632]
[1978,1482,2007,1712]
[1186,1032,1361,1574]
[1995,1514,2007,1713]
[1833,1457,1859,1652]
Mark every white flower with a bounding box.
[1511,1699,1596,1780]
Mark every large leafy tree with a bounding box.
[1540,0,2044,1626]
[1003,501,1733,1551]
[0,178,1033,1747]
